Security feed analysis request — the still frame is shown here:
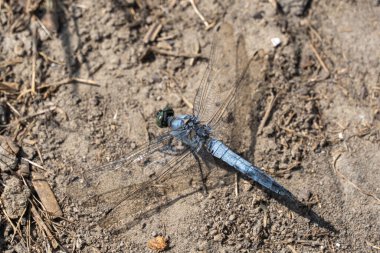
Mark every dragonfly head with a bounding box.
[156,106,174,128]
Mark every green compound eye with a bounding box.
[155,106,174,128]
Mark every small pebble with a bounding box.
[271,37,281,48]
[209,229,218,236]
[14,40,25,56]
[213,234,223,242]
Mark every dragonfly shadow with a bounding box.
[259,185,337,233]
[213,159,337,233]
[107,189,199,236]
[90,159,238,234]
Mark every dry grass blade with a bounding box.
[143,22,163,44]
[38,51,64,65]
[0,199,27,246]
[150,46,204,59]
[30,202,60,249]
[309,43,330,77]
[0,57,23,68]
[11,207,27,242]
[4,106,57,127]
[21,157,45,170]
[189,0,215,30]
[0,82,20,92]
[6,102,21,116]
[17,78,99,99]
[287,245,299,253]
[30,16,38,95]
[234,173,239,197]
[366,240,380,250]
[257,91,279,135]
[37,78,100,90]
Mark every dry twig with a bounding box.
[30,202,59,249]
[189,0,215,30]
[0,58,23,68]
[30,16,38,95]
[366,240,380,250]
[143,22,163,44]
[309,43,330,77]
[5,106,57,127]
[150,46,204,59]
[11,207,27,242]
[18,78,99,99]
[234,173,239,197]
[39,51,64,65]
[0,199,27,246]
[287,245,299,253]
[257,92,279,135]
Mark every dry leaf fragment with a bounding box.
[32,172,63,217]
[147,236,169,252]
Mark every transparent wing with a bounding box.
[95,149,195,229]
[207,34,254,130]
[78,130,174,188]
[69,137,235,231]
[191,23,254,139]
[96,148,235,232]
[68,129,205,229]
[193,23,237,124]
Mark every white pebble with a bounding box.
[271,37,281,48]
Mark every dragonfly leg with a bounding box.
[192,151,208,196]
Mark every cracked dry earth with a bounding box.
[0,0,379,252]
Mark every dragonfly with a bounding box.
[75,23,294,229]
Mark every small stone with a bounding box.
[209,229,218,236]
[17,163,30,178]
[14,40,25,56]
[253,11,265,20]
[89,96,100,106]
[213,234,223,242]
[271,37,281,48]
[228,214,236,221]
[150,73,162,84]
[91,30,102,41]
[110,56,120,65]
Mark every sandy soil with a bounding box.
[0,0,379,252]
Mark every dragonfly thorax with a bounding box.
[168,114,211,151]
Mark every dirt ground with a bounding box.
[1,0,379,252]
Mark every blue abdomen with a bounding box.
[207,138,293,198]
